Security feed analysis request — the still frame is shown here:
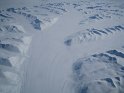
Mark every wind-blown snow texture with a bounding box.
[0,0,124,93]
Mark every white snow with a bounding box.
[0,0,124,93]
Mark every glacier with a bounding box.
[0,0,124,93]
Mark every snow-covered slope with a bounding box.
[0,0,124,93]
[0,24,32,93]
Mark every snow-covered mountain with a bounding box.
[0,0,124,93]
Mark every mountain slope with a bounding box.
[0,0,124,93]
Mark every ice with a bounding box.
[0,0,124,93]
